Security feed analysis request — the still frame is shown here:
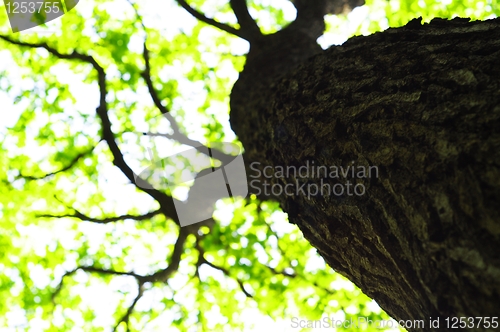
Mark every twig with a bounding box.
[195,238,253,298]
[18,145,99,181]
[113,282,145,332]
[52,228,189,330]
[200,257,253,298]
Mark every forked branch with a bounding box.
[52,228,189,328]
[229,0,262,40]
[0,34,183,225]
[141,42,235,165]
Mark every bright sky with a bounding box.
[0,0,393,331]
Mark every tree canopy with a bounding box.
[0,0,498,331]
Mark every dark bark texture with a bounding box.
[231,17,500,331]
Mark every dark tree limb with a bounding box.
[112,282,145,332]
[53,266,146,331]
[195,238,253,298]
[92,55,181,224]
[229,0,350,168]
[141,42,169,116]
[51,266,144,303]
[175,0,245,39]
[141,43,234,165]
[0,34,184,225]
[0,28,236,230]
[18,145,98,181]
[125,0,218,161]
[52,227,189,311]
[266,265,296,278]
[229,0,262,41]
[0,35,100,63]
[144,227,189,282]
[37,208,162,224]
[200,256,254,298]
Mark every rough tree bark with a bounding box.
[1,1,498,330]
[230,15,500,332]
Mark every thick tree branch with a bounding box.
[229,0,262,40]
[0,35,98,63]
[145,227,189,282]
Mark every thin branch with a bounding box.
[134,2,232,162]
[51,269,76,303]
[144,227,189,282]
[113,282,145,332]
[52,228,189,306]
[141,42,235,165]
[267,265,296,278]
[52,266,145,331]
[38,208,162,224]
[200,257,253,298]
[124,0,147,31]
[0,35,98,63]
[51,266,143,304]
[175,0,247,39]
[141,43,170,116]
[195,239,253,298]
[19,146,97,181]
[142,131,234,165]
[80,266,146,279]
[262,255,335,295]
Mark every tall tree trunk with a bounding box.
[230,17,500,331]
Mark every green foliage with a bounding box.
[323,0,498,46]
[0,0,496,331]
